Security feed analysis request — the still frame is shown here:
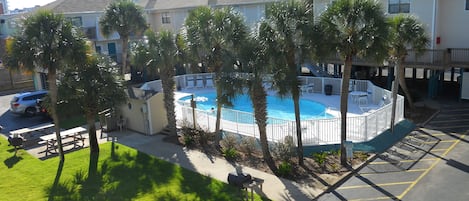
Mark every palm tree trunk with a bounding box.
[340,56,352,166]
[214,78,223,147]
[398,58,414,109]
[87,111,99,153]
[161,68,177,135]
[390,62,400,132]
[8,69,15,89]
[121,36,129,76]
[251,82,277,173]
[48,68,65,161]
[292,86,304,165]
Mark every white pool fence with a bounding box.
[144,73,404,145]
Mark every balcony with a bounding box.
[323,48,469,69]
[82,27,97,40]
[449,48,469,66]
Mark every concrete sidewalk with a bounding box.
[109,130,325,201]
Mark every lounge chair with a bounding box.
[301,83,314,93]
[360,97,386,113]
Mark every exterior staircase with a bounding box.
[303,63,331,77]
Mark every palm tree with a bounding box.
[258,0,314,165]
[319,0,388,166]
[183,7,248,144]
[5,10,88,161]
[238,35,278,173]
[100,0,147,76]
[388,15,429,130]
[58,55,127,154]
[149,30,179,136]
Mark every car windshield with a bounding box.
[11,97,19,102]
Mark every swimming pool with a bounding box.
[179,92,333,122]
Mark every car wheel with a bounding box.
[25,107,36,117]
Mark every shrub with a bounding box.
[331,149,340,157]
[240,137,257,156]
[183,135,194,147]
[197,129,213,146]
[222,148,238,161]
[220,133,238,150]
[180,125,212,146]
[354,151,369,161]
[312,151,328,167]
[330,163,341,172]
[271,136,296,162]
[277,161,292,177]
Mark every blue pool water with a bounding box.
[180,92,333,122]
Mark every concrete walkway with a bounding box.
[108,130,325,201]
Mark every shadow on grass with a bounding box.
[46,143,248,200]
[48,160,64,201]
[3,155,23,168]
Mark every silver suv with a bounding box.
[10,90,48,116]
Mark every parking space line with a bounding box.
[429,148,447,152]
[338,181,412,190]
[422,140,457,144]
[359,168,427,176]
[398,133,466,199]
[428,133,445,136]
[425,133,445,137]
[349,197,394,201]
[369,158,436,165]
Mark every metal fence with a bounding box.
[175,74,404,146]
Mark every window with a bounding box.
[466,0,469,10]
[389,0,410,14]
[66,16,83,27]
[161,12,171,24]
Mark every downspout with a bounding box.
[431,0,437,50]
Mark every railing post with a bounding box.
[363,116,367,141]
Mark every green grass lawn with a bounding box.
[0,137,266,201]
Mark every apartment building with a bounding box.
[1,0,468,96]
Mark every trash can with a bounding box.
[324,84,333,96]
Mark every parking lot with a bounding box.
[0,93,51,134]
[318,103,469,201]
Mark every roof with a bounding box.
[142,0,208,10]
[33,0,279,14]
[40,0,114,13]
[215,0,279,6]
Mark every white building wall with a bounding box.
[437,0,469,49]
[233,4,266,28]
[147,9,189,33]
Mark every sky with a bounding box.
[8,0,57,10]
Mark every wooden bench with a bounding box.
[39,126,87,156]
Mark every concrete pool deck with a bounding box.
[174,87,396,147]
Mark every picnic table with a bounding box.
[39,126,87,155]
[9,123,54,139]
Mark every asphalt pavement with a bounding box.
[0,93,51,134]
[317,101,469,201]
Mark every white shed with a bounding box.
[120,82,168,135]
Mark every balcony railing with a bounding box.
[404,49,446,66]
[449,48,469,65]
[324,48,469,68]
